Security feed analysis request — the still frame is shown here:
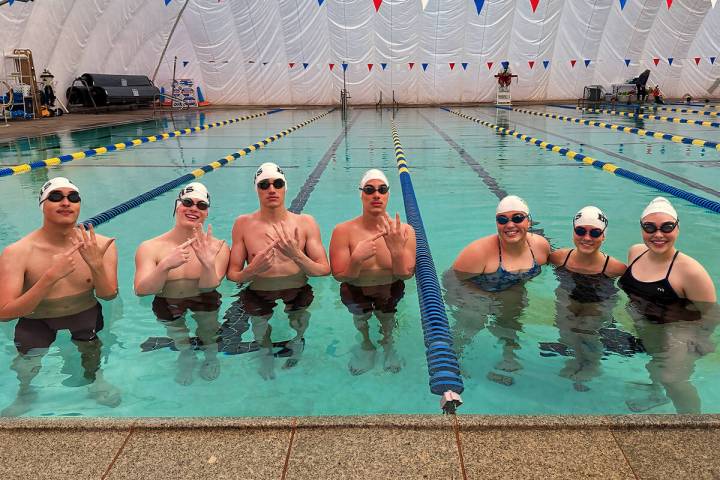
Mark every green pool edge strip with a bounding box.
[390,120,464,413]
[577,107,720,129]
[0,109,283,178]
[81,109,333,227]
[443,108,720,215]
[510,106,719,151]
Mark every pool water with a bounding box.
[0,106,718,417]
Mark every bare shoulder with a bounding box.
[297,213,320,229]
[605,256,627,278]
[677,252,712,279]
[627,243,646,262]
[0,237,33,261]
[548,248,570,266]
[453,235,495,271]
[528,233,551,251]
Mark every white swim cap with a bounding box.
[573,206,608,231]
[496,195,529,215]
[641,197,677,221]
[38,177,79,208]
[359,169,389,188]
[178,182,210,204]
[254,162,287,188]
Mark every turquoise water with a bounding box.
[0,106,718,417]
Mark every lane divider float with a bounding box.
[0,109,282,178]
[509,107,719,151]
[81,110,332,227]
[644,105,719,118]
[445,108,720,214]
[391,120,464,413]
[577,107,720,129]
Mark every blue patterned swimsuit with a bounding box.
[467,238,541,293]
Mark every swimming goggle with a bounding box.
[42,191,81,204]
[496,213,527,225]
[179,198,209,210]
[641,221,678,234]
[574,226,604,238]
[257,179,285,190]
[360,185,389,195]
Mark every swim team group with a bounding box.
[0,161,717,415]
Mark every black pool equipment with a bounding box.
[66,73,160,108]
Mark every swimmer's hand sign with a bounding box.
[159,238,196,270]
[191,224,225,269]
[351,231,386,263]
[72,224,115,270]
[46,243,83,283]
[267,222,302,261]
[247,239,279,275]
[380,213,408,255]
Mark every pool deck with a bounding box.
[1,414,719,479]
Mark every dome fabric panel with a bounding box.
[1,0,717,105]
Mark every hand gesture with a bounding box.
[351,231,386,263]
[72,224,116,271]
[266,222,302,262]
[380,213,408,255]
[159,238,196,271]
[248,240,278,275]
[191,224,225,269]
[46,243,83,283]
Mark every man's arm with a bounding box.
[92,237,118,300]
[227,218,277,284]
[198,241,230,291]
[293,217,330,277]
[0,243,79,320]
[134,239,195,296]
[390,224,416,280]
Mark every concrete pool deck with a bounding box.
[1,414,719,479]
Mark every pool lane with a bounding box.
[577,107,720,130]
[500,106,720,196]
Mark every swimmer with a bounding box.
[451,195,550,385]
[227,162,330,379]
[329,169,416,375]
[548,206,626,391]
[134,182,229,385]
[619,197,717,413]
[0,177,120,415]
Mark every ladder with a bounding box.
[4,49,41,118]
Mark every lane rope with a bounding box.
[390,120,465,409]
[81,110,333,227]
[0,109,283,178]
[577,107,720,129]
[445,108,720,214]
[509,107,719,151]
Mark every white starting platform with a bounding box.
[496,86,512,106]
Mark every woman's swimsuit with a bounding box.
[555,250,617,304]
[468,239,541,293]
[618,250,700,322]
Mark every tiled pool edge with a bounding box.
[2,413,720,430]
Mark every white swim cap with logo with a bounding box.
[178,182,210,204]
[641,197,678,221]
[496,195,529,215]
[573,206,608,231]
[359,169,389,188]
[38,177,79,208]
[254,162,287,189]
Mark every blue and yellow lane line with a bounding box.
[81,110,332,227]
[0,109,282,178]
[645,105,719,118]
[444,108,720,214]
[390,120,464,402]
[577,107,720,129]
[509,107,719,151]
[510,107,720,151]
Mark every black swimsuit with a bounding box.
[555,250,617,304]
[618,250,700,322]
